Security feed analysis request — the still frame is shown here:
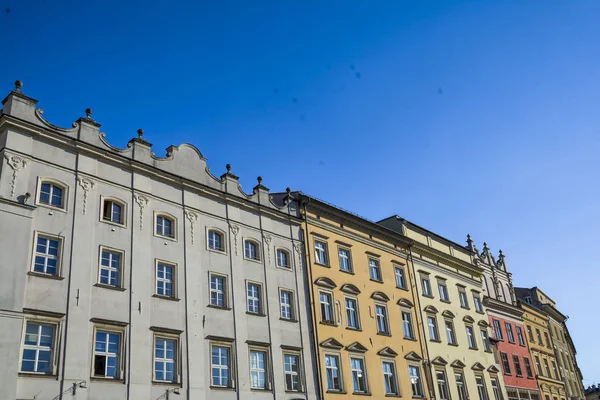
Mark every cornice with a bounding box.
[412,257,482,287]
[484,297,524,320]
[411,242,482,278]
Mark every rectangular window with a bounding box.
[481,329,491,352]
[350,357,368,393]
[375,305,389,334]
[156,215,174,238]
[276,249,289,268]
[319,291,334,324]
[551,361,559,380]
[437,370,450,400]
[544,332,551,348]
[534,356,542,376]
[428,316,439,341]
[491,377,503,400]
[524,357,534,378]
[395,266,407,289]
[459,288,469,308]
[476,375,487,400]
[536,328,543,344]
[102,199,124,224]
[473,294,483,312]
[527,326,534,342]
[20,322,55,374]
[338,248,352,272]
[421,277,432,296]
[93,330,121,378]
[439,281,449,302]
[402,311,414,339]
[99,249,122,287]
[466,326,477,349]
[314,240,328,265]
[33,234,61,275]
[154,337,177,382]
[516,326,526,346]
[382,361,398,395]
[211,345,231,387]
[493,320,503,340]
[369,259,382,281]
[501,352,511,374]
[250,349,268,389]
[39,182,64,208]
[456,372,469,400]
[505,323,515,343]
[208,230,224,251]
[280,290,294,320]
[210,274,226,308]
[345,298,360,329]
[156,262,174,297]
[445,320,456,345]
[325,354,342,391]
[543,359,551,378]
[513,355,523,376]
[284,353,301,391]
[409,365,424,397]
[247,283,262,314]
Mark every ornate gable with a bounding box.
[320,337,343,350]
[431,356,448,366]
[377,347,398,357]
[450,360,466,368]
[471,362,485,371]
[345,341,369,353]
[487,365,500,373]
[404,351,422,361]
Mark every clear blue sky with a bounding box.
[3,0,599,384]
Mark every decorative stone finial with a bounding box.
[257,176,262,184]
[286,187,291,194]
[483,242,488,249]
[14,80,22,92]
[85,108,92,118]
[226,164,231,172]
[137,128,144,139]
[499,249,504,257]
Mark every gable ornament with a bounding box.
[4,154,28,197]
[77,177,95,215]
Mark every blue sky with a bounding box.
[3,0,599,383]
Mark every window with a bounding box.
[523,296,532,304]
[551,361,559,380]
[481,329,491,352]
[500,353,511,374]
[350,357,368,393]
[284,353,301,391]
[459,288,469,308]
[33,234,61,275]
[409,365,424,397]
[439,281,449,301]
[93,330,121,378]
[421,276,432,296]
[445,320,456,345]
[476,375,487,400]
[382,361,399,395]
[156,262,174,297]
[543,359,551,378]
[277,249,290,268]
[154,337,177,382]
[280,290,294,320]
[369,259,382,281]
[99,249,122,287]
[394,266,407,289]
[319,291,334,324]
[534,356,542,376]
[20,322,55,373]
[513,355,523,376]
[208,230,224,251]
[38,182,64,208]
[536,328,543,344]
[506,323,515,343]
[345,298,360,329]
[544,332,551,348]
[402,311,414,339]
[516,326,526,346]
[491,378,503,400]
[338,248,352,272]
[325,354,342,391]
[209,274,226,308]
[456,372,469,400]
[211,345,231,387]
[314,240,328,265]
[244,240,260,261]
[247,282,262,314]
[437,371,450,400]
[524,357,534,378]
[474,294,483,312]
[156,215,175,238]
[250,350,268,389]
[527,326,534,342]
[466,326,477,349]
[375,305,389,334]
[493,320,503,340]
[428,316,440,341]
[102,199,124,224]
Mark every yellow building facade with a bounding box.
[379,216,508,400]
[520,302,566,400]
[299,195,428,399]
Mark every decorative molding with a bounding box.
[397,298,414,308]
[229,224,240,255]
[4,154,28,197]
[471,362,485,371]
[293,241,303,269]
[314,277,337,289]
[424,305,439,314]
[133,193,149,230]
[431,356,448,366]
[185,210,199,244]
[77,177,95,215]
[263,234,272,264]
[340,284,361,295]
[441,310,456,319]
[320,337,344,350]
[371,291,390,302]
[404,351,422,361]
[345,341,368,353]
[377,347,398,357]
[450,359,466,368]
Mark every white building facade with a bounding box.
[0,81,317,400]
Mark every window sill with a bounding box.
[154,233,178,242]
[340,269,355,275]
[468,347,479,351]
[440,299,451,304]
[448,343,459,347]
[280,317,298,323]
[315,262,330,268]
[36,203,67,213]
[422,294,434,299]
[396,286,409,292]
[326,390,347,394]
[152,380,181,386]
[101,219,127,229]
[250,388,272,392]
[386,394,401,397]
[18,372,57,379]
[475,310,486,315]
[210,385,236,391]
[152,294,180,302]
[369,278,384,284]
[246,311,267,317]
[243,257,262,264]
[320,320,337,326]
[93,283,126,292]
[403,336,417,341]
[90,376,125,383]
[353,392,372,396]
[377,332,392,337]
[207,304,231,311]
[285,389,304,393]
[346,326,362,332]
[460,306,471,310]
[27,271,64,280]
[207,247,227,255]
[276,265,293,271]
[430,339,442,343]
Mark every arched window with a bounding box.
[38,180,66,209]
[156,215,175,238]
[276,249,290,268]
[244,240,260,261]
[102,198,125,225]
[208,230,224,251]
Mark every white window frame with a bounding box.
[516,326,526,346]
[459,288,469,308]
[98,246,124,288]
[209,272,227,308]
[375,303,389,335]
[314,240,329,265]
[466,325,477,349]
[455,371,469,400]
[283,351,302,392]
[155,260,176,298]
[319,290,335,324]
[249,347,270,390]
[350,356,369,394]
[279,288,295,321]
[445,320,456,345]
[369,258,382,282]
[475,374,487,400]
[154,212,177,240]
[438,280,449,302]
[244,239,261,262]
[207,228,226,253]
[247,281,263,315]
[394,265,407,289]
[100,196,127,227]
[436,370,450,400]
[344,296,360,330]
[409,364,424,397]
[153,335,179,383]
[276,248,291,269]
[92,325,125,380]
[401,309,415,339]
[338,246,352,273]
[19,319,60,375]
[36,178,68,211]
[421,276,432,297]
[382,359,399,395]
[324,352,343,392]
[473,293,484,313]
[31,231,63,277]
[491,376,503,400]
[427,315,440,341]
[493,320,504,340]
[481,329,491,352]
[506,322,515,343]
[210,342,233,388]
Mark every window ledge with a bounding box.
[90,376,125,383]
[353,392,372,396]
[207,247,227,255]
[285,389,304,393]
[18,372,57,379]
[93,283,126,292]
[276,265,293,272]
[27,271,64,280]
[151,380,181,386]
[246,312,267,317]
[315,262,330,268]
[320,321,337,326]
[250,388,272,392]
[346,327,362,332]
[152,294,180,302]
[280,318,298,323]
[448,343,459,347]
[243,257,262,264]
[340,269,355,275]
[154,234,177,242]
[430,339,442,343]
[475,310,486,315]
[101,219,127,229]
[440,299,451,304]
[468,347,479,351]
[396,286,409,292]
[377,332,392,337]
[207,304,231,311]
[386,394,401,397]
[36,203,67,213]
[403,337,417,342]
[460,306,471,310]
[326,390,347,394]
[210,385,236,391]
[369,278,384,284]
[422,294,434,299]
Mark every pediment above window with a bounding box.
[404,351,422,361]
[478,320,490,328]
[431,356,448,366]
[314,277,337,289]
[377,347,398,357]
[397,298,414,308]
[371,291,390,302]
[463,315,475,324]
[471,362,485,371]
[450,360,466,369]
[442,310,456,319]
[320,337,343,350]
[340,284,361,295]
[488,365,500,373]
[424,305,439,314]
[345,341,368,353]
